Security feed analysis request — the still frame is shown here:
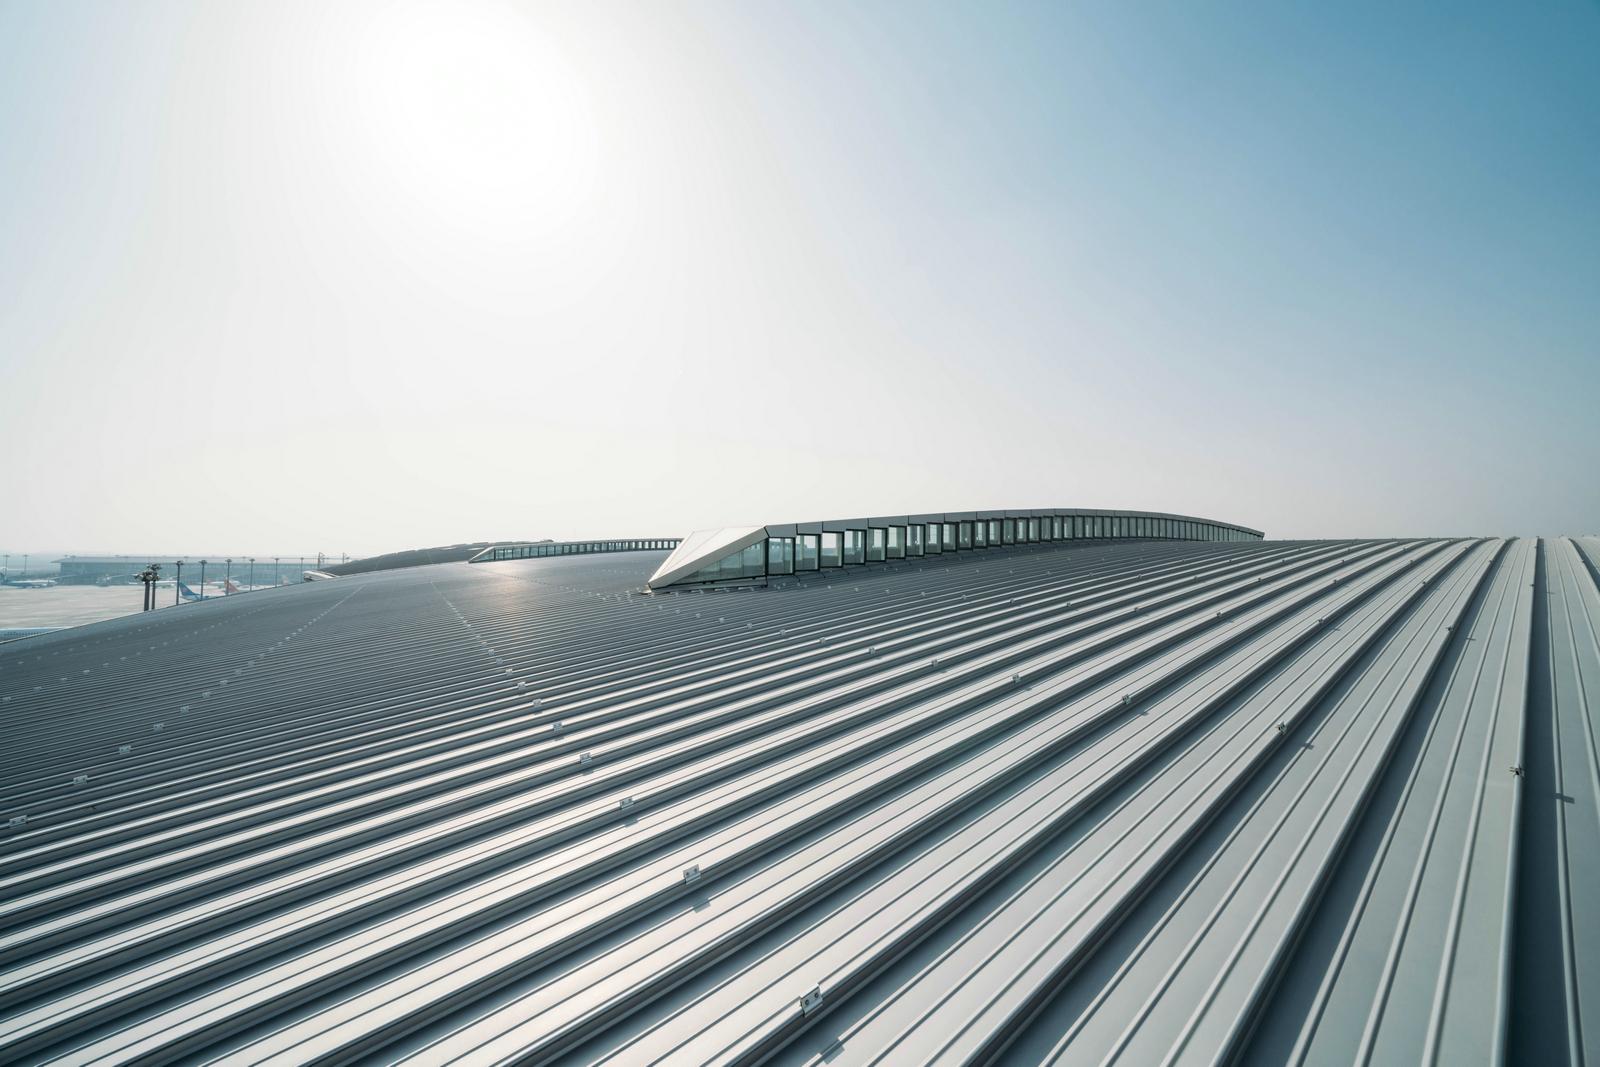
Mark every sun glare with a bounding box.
[349,2,599,238]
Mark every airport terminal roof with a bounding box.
[0,533,1596,1064]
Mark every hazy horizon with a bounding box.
[3,1,1596,557]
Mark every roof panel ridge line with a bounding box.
[859,542,1472,1065]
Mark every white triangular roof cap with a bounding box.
[647,526,767,590]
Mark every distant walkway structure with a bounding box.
[647,507,1263,590]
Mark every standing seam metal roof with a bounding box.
[0,536,1595,1064]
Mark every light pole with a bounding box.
[274,557,280,586]
[248,558,255,591]
[199,560,207,599]
[139,563,160,611]
[225,558,233,594]
[174,560,184,605]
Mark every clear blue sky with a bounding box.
[1,0,1595,556]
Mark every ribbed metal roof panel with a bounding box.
[0,536,1592,1064]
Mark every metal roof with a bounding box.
[0,535,1595,1064]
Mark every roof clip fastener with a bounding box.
[578,752,592,766]
[7,815,25,827]
[683,864,701,883]
[153,723,164,733]
[118,744,131,755]
[73,775,88,785]
[800,985,823,1015]
[551,721,564,734]
[619,796,634,810]
[1510,765,1524,777]
[1275,722,1289,734]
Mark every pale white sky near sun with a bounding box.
[2,0,1596,557]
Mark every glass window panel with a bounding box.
[887,526,905,559]
[907,525,924,556]
[867,528,886,562]
[943,523,957,550]
[960,521,975,548]
[924,524,941,553]
[768,537,795,575]
[741,543,764,578]
[843,529,865,565]
[797,534,820,570]
[821,531,843,567]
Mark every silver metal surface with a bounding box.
[0,537,1594,1065]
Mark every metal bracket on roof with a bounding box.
[153,723,164,733]
[619,796,634,810]
[578,752,592,767]
[73,774,88,785]
[117,744,131,755]
[683,864,701,883]
[551,721,564,734]
[800,985,823,1015]
[7,815,24,828]
[1510,765,1525,777]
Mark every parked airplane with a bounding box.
[4,578,57,589]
